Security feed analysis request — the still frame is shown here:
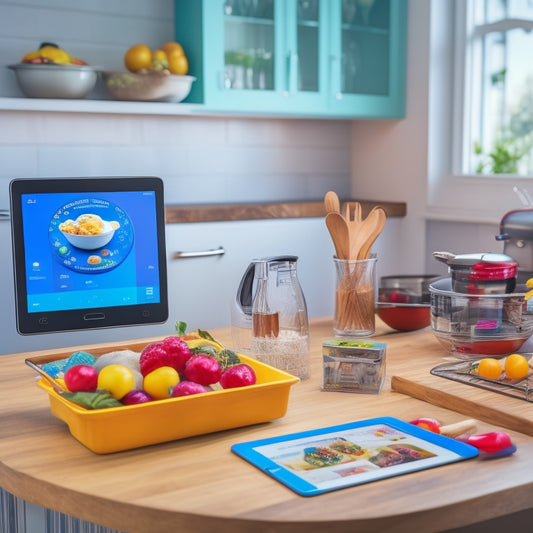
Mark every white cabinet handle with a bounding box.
[171,246,225,259]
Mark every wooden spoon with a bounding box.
[357,207,386,260]
[325,212,350,259]
[324,191,341,214]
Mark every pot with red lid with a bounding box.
[433,252,518,294]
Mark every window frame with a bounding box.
[427,0,533,223]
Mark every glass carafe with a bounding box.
[232,256,310,379]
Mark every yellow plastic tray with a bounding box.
[33,352,299,454]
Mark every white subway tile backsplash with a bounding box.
[140,115,229,146]
[0,146,39,176]
[0,0,352,209]
[227,118,352,148]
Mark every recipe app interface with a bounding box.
[20,190,162,313]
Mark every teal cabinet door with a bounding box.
[327,0,407,118]
[175,0,406,118]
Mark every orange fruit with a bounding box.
[161,41,184,57]
[504,353,529,380]
[477,358,503,380]
[124,43,152,72]
[151,49,168,70]
[167,50,188,75]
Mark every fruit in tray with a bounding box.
[124,41,188,75]
[475,353,530,381]
[38,323,257,409]
[21,42,88,65]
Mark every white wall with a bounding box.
[0,0,362,354]
[350,0,518,278]
[351,0,430,275]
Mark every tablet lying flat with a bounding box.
[10,177,168,335]
[231,416,479,496]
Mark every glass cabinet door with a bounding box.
[329,0,407,117]
[176,0,406,117]
[296,0,320,93]
[223,0,275,92]
[340,0,390,96]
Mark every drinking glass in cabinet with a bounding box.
[225,0,273,18]
[224,50,272,90]
[357,0,376,25]
[342,0,357,24]
[297,0,318,22]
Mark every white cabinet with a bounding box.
[0,217,335,355]
[165,217,336,331]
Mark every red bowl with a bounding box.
[377,304,431,331]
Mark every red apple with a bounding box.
[171,381,208,397]
[220,364,257,389]
[64,364,98,392]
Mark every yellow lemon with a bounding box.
[167,50,188,75]
[161,41,184,57]
[185,338,223,351]
[124,43,152,72]
[143,366,180,400]
[97,364,135,399]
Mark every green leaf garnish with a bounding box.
[62,390,123,410]
[198,329,216,342]
[175,321,187,336]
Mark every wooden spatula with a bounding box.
[326,212,349,259]
[357,207,386,260]
[324,191,341,214]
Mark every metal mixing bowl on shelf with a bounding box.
[8,63,99,99]
[377,275,440,331]
[429,276,533,359]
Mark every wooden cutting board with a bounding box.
[391,369,533,436]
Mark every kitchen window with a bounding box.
[464,0,533,176]
[428,0,533,220]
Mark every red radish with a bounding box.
[139,337,192,376]
[183,354,222,386]
[121,390,152,405]
[171,381,208,397]
[220,364,257,389]
[64,365,98,392]
[160,336,193,371]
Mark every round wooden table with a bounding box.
[1,318,533,533]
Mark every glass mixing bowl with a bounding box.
[377,275,439,331]
[429,277,533,359]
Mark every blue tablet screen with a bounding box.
[20,190,161,313]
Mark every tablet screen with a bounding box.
[10,177,168,334]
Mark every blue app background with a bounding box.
[20,190,161,313]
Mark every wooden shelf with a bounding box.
[164,199,407,224]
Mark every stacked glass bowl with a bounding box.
[429,252,533,359]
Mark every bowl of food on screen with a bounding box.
[59,215,120,250]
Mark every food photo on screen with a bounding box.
[21,191,161,313]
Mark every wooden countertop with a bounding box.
[164,199,407,223]
[1,319,533,533]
